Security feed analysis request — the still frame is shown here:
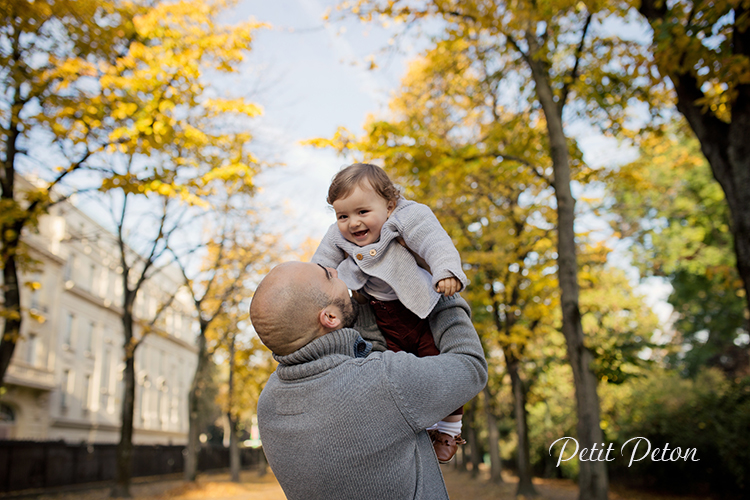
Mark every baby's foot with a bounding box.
[428,430,466,464]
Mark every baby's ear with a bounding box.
[387,200,396,214]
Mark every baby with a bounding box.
[311,163,470,463]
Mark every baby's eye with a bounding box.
[337,214,348,220]
[359,210,369,215]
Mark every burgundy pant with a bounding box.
[370,298,463,417]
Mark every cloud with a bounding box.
[297,0,389,107]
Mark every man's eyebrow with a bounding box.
[316,263,331,280]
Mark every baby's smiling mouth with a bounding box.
[352,229,369,238]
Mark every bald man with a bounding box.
[251,262,487,500]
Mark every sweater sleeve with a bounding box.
[394,203,468,291]
[380,295,487,431]
[311,224,347,268]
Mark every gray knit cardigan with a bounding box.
[257,295,488,500]
[312,199,468,319]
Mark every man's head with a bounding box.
[250,262,357,356]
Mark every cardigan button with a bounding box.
[369,249,377,256]
[356,253,363,260]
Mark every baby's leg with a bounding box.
[370,299,431,354]
[437,414,463,437]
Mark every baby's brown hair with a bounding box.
[327,163,401,205]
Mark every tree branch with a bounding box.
[560,13,592,110]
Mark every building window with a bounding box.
[100,347,112,412]
[64,254,76,282]
[26,333,38,366]
[166,309,174,335]
[28,273,43,311]
[86,263,96,291]
[0,403,15,422]
[158,381,167,426]
[0,403,16,439]
[139,374,149,424]
[170,390,179,426]
[174,314,182,338]
[114,274,123,301]
[81,321,94,353]
[99,268,109,298]
[63,312,75,347]
[82,374,91,412]
[61,369,73,411]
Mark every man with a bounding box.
[251,262,487,500]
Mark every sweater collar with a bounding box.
[272,329,372,381]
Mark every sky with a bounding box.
[218,0,674,323]
[222,0,417,244]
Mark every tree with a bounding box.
[324,3,664,496]
[107,194,184,498]
[577,256,658,386]
[607,122,748,376]
[212,300,277,482]
[638,0,750,326]
[309,37,563,494]
[0,0,141,389]
[530,261,659,479]
[83,1,264,494]
[0,0,264,396]
[170,198,280,482]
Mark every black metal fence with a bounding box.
[0,440,263,493]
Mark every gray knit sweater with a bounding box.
[312,199,468,319]
[257,295,487,500]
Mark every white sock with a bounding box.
[436,419,462,438]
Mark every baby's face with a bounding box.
[332,182,395,247]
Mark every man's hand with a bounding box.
[437,277,460,296]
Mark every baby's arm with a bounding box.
[393,203,468,294]
[395,236,460,296]
[310,224,347,268]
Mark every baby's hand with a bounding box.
[351,290,368,304]
[437,277,460,297]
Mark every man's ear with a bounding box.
[319,306,342,331]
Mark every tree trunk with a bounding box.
[465,398,482,477]
[0,256,21,390]
[717,135,750,331]
[529,58,608,500]
[506,355,538,497]
[229,413,240,482]
[455,443,467,471]
[481,386,503,484]
[0,98,22,389]
[639,0,750,335]
[111,311,136,498]
[257,447,267,477]
[228,334,240,482]
[184,326,208,481]
[666,71,750,330]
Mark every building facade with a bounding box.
[1,188,198,445]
